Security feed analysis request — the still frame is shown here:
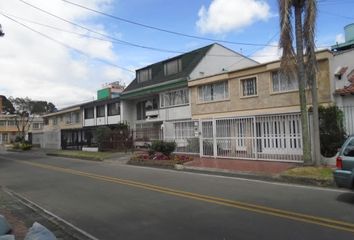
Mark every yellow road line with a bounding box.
[16,160,354,234]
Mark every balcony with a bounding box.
[144,105,191,122]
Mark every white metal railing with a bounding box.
[163,113,303,162]
[164,120,200,154]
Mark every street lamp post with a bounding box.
[0,24,5,37]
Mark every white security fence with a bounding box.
[163,113,303,162]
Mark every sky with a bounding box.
[0,0,353,108]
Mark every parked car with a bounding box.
[333,135,354,189]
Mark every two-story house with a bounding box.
[331,23,354,135]
[0,115,18,144]
[120,43,258,147]
[186,50,334,162]
[42,105,82,149]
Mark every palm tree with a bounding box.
[278,0,320,165]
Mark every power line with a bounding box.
[319,10,354,20]
[1,13,134,73]
[225,32,280,70]
[57,0,279,48]
[4,9,280,59]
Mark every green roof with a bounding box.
[122,44,214,95]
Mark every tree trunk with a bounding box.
[295,5,312,164]
[310,71,321,165]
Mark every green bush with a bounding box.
[20,143,32,151]
[319,106,347,157]
[150,140,176,156]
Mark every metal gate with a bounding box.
[199,113,303,162]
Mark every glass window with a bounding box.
[272,71,298,92]
[198,81,228,102]
[108,102,120,116]
[0,120,5,126]
[160,88,189,108]
[65,114,72,124]
[53,117,58,125]
[73,111,80,123]
[344,138,354,157]
[164,59,182,76]
[7,120,15,126]
[96,105,105,118]
[84,108,94,119]
[241,77,257,96]
[137,68,152,83]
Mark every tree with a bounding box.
[0,95,15,114]
[0,24,4,37]
[278,0,320,165]
[8,97,57,141]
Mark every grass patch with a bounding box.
[47,150,113,161]
[282,167,333,180]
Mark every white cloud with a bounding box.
[335,33,345,44]
[0,0,134,109]
[196,0,271,34]
[251,41,281,63]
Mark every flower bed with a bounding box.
[128,151,193,169]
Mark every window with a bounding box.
[0,120,5,126]
[96,105,105,117]
[137,68,152,83]
[7,121,15,126]
[32,123,42,129]
[164,59,182,76]
[198,81,229,102]
[343,138,354,157]
[65,114,72,124]
[241,77,257,97]
[53,117,58,125]
[84,108,94,119]
[136,97,158,120]
[108,102,120,116]
[272,71,298,92]
[73,111,80,123]
[160,88,189,108]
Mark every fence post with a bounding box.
[212,118,217,158]
[199,119,203,157]
[253,116,258,160]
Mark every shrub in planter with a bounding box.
[318,106,347,157]
[150,140,176,156]
[20,143,32,151]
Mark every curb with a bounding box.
[181,166,335,188]
[3,188,99,240]
[46,153,103,161]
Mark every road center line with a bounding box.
[16,160,354,234]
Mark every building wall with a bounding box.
[189,54,333,119]
[43,110,82,131]
[331,49,354,107]
[189,44,258,80]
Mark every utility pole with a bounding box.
[0,24,5,37]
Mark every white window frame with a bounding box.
[164,59,182,76]
[160,88,189,108]
[137,68,152,83]
[271,70,298,93]
[240,76,258,97]
[198,81,229,103]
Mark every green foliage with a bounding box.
[0,95,15,114]
[319,106,347,157]
[15,136,24,143]
[150,140,176,156]
[96,126,112,151]
[20,142,32,151]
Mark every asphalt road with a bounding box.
[0,150,354,240]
